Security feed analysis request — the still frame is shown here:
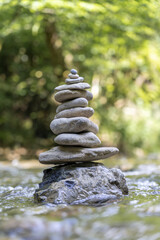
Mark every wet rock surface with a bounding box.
[34,162,128,205]
[0,216,76,240]
[1,160,160,240]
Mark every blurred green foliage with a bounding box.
[0,0,160,155]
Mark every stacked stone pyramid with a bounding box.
[39,69,119,165]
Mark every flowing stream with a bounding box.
[1,157,160,240]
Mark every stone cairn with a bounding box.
[34,69,128,205]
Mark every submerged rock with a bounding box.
[34,162,128,206]
[0,216,76,240]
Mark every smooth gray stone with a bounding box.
[39,146,119,164]
[56,98,88,113]
[54,90,93,103]
[54,132,101,147]
[34,162,128,205]
[55,83,90,91]
[70,69,77,74]
[68,73,79,79]
[54,107,94,119]
[50,117,98,135]
[65,77,84,84]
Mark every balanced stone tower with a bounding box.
[34,69,128,205]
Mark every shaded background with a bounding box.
[0,0,160,158]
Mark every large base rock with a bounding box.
[34,162,128,206]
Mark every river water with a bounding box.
[0,157,160,240]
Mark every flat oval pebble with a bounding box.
[50,117,99,135]
[54,132,101,147]
[70,69,77,74]
[55,83,90,92]
[39,146,119,164]
[68,73,79,79]
[56,98,88,113]
[65,77,84,84]
[54,90,93,103]
[54,107,94,119]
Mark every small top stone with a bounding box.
[70,69,77,74]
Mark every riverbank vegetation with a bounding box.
[0,0,160,156]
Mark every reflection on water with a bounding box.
[0,158,160,240]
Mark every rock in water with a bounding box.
[54,132,101,147]
[56,98,88,113]
[35,68,128,206]
[34,162,128,206]
[54,89,93,102]
[50,117,99,135]
[39,146,119,164]
[54,107,94,119]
